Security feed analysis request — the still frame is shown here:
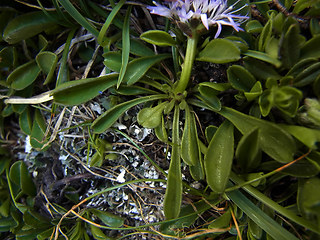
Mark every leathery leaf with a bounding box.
[164,105,182,219]
[236,128,261,172]
[181,106,200,166]
[92,94,167,133]
[137,102,167,129]
[205,120,234,193]
[3,11,56,44]
[8,60,40,90]
[219,107,296,163]
[52,74,118,105]
[154,115,168,142]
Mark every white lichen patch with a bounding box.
[25,135,32,153]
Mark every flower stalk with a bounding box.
[174,32,199,95]
[148,0,249,95]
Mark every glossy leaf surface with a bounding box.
[3,12,56,44]
[227,65,256,92]
[181,107,200,166]
[197,39,240,64]
[227,188,299,240]
[124,54,170,85]
[164,106,182,219]
[205,121,234,193]
[280,124,320,149]
[236,128,261,172]
[90,209,124,227]
[53,74,118,105]
[137,102,167,129]
[92,95,167,133]
[219,107,296,163]
[140,30,176,46]
[36,51,58,85]
[8,61,40,90]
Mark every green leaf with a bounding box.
[117,6,131,88]
[90,209,124,227]
[124,54,170,85]
[9,161,21,187]
[244,81,263,101]
[20,161,36,196]
[52,74,118,105]
[0,198,11,218]
[300,35,320,59]
[189,154,205,181]
[115,85,158,95]
[219,107,296,163]
[92,95,167,133]
[236,128,261,172]
[116,39,155,57]
[259,89,273,116]
[154,116,168,142]
[3,11,56,44]
[19,108,33,135]
[314,75,320,98]
[56,28,74,86]
[0,156,10,176]
[97,0,126,46]
[209,208,232,230]
[265,37,279,59]
[164,105,182,219]
[226,188,299,240]
[205,121,234,193]
[0,46,16,68]
[0,10,15,42]
[140,30,176,46]
[261,160,319,178]
[227,65,256,92]
[258,17,273,52]
[294,62,320,87]
[137,102,167,128]
[0,217,18,232]
[205,125,218,143]
[230,172,320,235]
[7,61,40,90]
[197,39,241,64]
[293,0,317,14]
[37,228,56,240]
[103,52,122,72]
[198,82,231,95]
[286,58,318,77]
[245,20,264,33]
[36,51,58,85]
[279,24,301,68]
[297,177,320,221]
[244,50,282,68]
[30,109,48,150]
[274,86,302,117]
[59,0,99,36]
[280,124,320,149]
[23,210,49,228]
[90,225,108,240]
[197,86,221,111]
[244,57,281,81]
[160,199,216,235]
[9,161,36,197]
[310,18,320,37]
[181,107,200,166]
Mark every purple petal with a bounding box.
[201,13,209,30]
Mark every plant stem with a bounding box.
[174,33,199,94]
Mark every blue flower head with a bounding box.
[148,0,249,38]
